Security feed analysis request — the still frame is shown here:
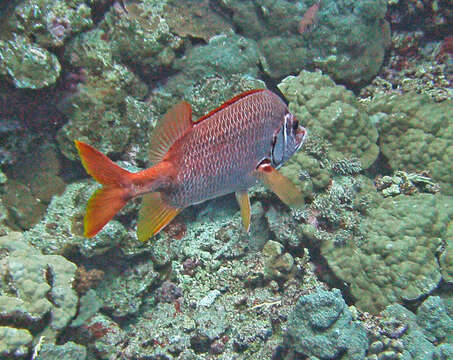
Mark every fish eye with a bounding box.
[292,119,299,131]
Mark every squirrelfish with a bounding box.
[75,89,307,242]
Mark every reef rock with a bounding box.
[284,288,368,359]
[0,232,78,345]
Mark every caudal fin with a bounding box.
[75,140,132,237]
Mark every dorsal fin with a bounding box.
[194,89,266,124]
[149,101,193,163]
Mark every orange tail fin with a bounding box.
[75,140,133,237]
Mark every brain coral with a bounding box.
[321,193,453,314]
[368,93,453,195]
[278,70,379,169]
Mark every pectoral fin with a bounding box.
[235,190,251,232]
[256,162,304,207]
[137,192,182,242]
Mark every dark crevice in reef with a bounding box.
[302,243,356,307]
[89,0,117,25]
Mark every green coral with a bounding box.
[0,326,33,358]
[57,28,150,160]
[221,0,390,83]
[368,92,453,195]
[101,0,182,69]
[382,302,453,360]
[0,232,78,345]
[321,193,453,314]
[0,34,61,89]
[278,70,379,169]
[7,0,92,47]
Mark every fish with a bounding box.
[75,89,307,242]
[298,1,320,35]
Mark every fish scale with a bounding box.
[167,90,287,207]
[75,89,306,241]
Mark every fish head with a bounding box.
[271,111,307,168]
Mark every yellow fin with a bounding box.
[256,163,304,207]
[235,190,251,232]
[137,192,182,242]
[84,186,128,238]
[149,102,192,164]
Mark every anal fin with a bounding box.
[137,192,181,242]
[235,190,251,232]
[256,162,304,207]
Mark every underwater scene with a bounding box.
[0,0,453,359]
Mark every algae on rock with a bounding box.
[0,35,61,89]
[7,0,92,48]
[57,28,150,161]
[152,32,263,118]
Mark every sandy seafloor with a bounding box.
[0,0,453,359]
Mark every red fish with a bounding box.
[75,89,307,242]
[298,1,320,35]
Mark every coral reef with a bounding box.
[220,0,390,84]
[368,92,453,194]
[0,35,61,89]
[55,196,324,359]
[0,0,452,359]
[23,181,128,257]
[100,0,182,72]
[278,70,379,169]
[152,32,264,118]
[322,193,453,313]
[57,27,150,161]
[360,0,453,102]
[381,301,453,360]
[284,288,368,359]
[0,0,93,89]
[0,232,80,354]
[6,0,92,48]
